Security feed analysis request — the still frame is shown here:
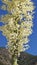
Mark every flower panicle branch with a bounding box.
[0,0,34,65]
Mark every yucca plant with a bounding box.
[0,0,34,65]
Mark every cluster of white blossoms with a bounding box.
[0,0,34,54]
[0,0,34,65]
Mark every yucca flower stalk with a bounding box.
[0,0,34,65]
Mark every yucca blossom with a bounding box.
[0,0,34,65]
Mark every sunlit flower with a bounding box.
[0,0,34,65]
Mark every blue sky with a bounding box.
[0,0,37,55]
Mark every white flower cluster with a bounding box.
[0,0,34,57]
